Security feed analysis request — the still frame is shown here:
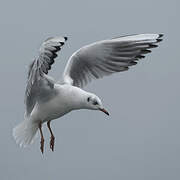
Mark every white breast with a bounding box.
[30,84,87,123]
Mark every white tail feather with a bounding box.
[13,120,38,147]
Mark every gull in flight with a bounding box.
[13,34,163,153]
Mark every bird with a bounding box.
[13,34,163,154]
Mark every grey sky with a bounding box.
[0,0,179,179]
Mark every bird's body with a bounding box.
[13,34,163,153]
[30,83,90,123]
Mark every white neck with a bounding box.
[56,84,92,110]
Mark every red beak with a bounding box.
[99,108,109,116]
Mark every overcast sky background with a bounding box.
[0,0,179,179]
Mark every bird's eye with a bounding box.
[87,97,90,102]
[93,101,98,105]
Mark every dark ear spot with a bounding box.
[87,97,90,102]
[93,101,98,105]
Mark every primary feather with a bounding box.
[63,34,163,87]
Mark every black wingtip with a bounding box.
[136,55,145,59]
[149,44,158,48]
[157,39,163,42]
[141,49,151,54]
[129,61,137,66]
[159,34,164,38]
[156,34,164,43]
[64,36,68,41]
[55,46,61,51]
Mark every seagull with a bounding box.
[13,34,163,153]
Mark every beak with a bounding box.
[99,108,109,116]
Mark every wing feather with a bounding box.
[63,34,163,88]
[25,36,67,116]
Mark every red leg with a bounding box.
[47,121,55,152]
[38,122,44,154]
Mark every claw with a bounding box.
[40,138,44,154]
[50,136,55,151]
[47,121,55,152]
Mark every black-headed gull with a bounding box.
[13,34,163,153]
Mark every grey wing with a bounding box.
[25,36,68,116]
[62,34,163,88]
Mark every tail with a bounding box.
[13,120,39,147]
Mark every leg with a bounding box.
[38,122,44,154]
[47,121,55,151]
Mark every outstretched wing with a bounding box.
[25,36,68,116]
[62,34,163,88]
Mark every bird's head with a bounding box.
[85,93,109,116]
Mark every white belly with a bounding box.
[30,84,86,123]
[32,96,71,123]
